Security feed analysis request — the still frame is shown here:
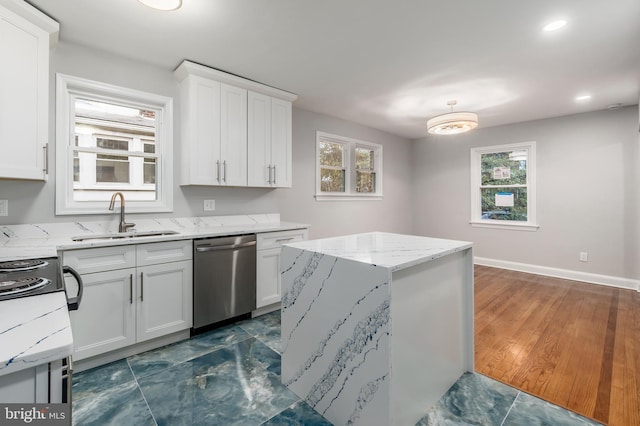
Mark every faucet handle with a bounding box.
[123,222,136,232]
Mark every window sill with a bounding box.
[315,193,383,201]
[469,220,539,232]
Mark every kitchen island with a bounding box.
[280,232,473,425]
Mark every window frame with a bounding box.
[315,131,383,201]
[55,74,173,215]
[470,141,538,231]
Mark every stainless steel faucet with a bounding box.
[108,192,135,233]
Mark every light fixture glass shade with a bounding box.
[427,111,478,135]
[138,0,182,11]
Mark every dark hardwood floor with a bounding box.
[474,265,640,426]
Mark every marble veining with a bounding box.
[307,299,390,409]
[281,232,475,425]
[0,213,308,261]
[0,292,73,376]
[71,311,603,426]
[285,232,472,272]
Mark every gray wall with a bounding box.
[1,41,637,281]
[0,41,414,240]
[412,106,639,280]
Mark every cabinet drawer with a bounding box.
[137,240,192,266]
[257,229,308,250]
[62,246,135,274]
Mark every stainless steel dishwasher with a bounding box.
[193,234,257,330]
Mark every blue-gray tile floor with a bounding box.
[72,310,602,425]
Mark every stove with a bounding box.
[0,257,82,310]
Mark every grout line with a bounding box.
[127,357,159,426]
[500,391,520,426]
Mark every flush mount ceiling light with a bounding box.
[138,0,182,11]
[427,100,478,135]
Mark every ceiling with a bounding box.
[28,0,640,139]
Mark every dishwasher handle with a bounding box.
[196,240,257,252]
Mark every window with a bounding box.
[316,132,383,200]
[56,74,173,214]
[470,142,538,231]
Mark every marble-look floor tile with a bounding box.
[138,337,299,425]
[127,324,252,379]
[72,358,134,402]
[416,372,518,426]
[262,400,333,425]
[72,380,155,426]
[239,310,282,353]
[503,392,603,426]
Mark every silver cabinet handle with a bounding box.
[223,160,227,183]
[43,144,49,174]
[268,165,273,184]
[273,164,276,185]
[140,272,144,302]
[216,160,221,183]
[275,237,295,243]
[129,274,133,304]
[63,355,73,405]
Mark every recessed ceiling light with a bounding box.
[543,20,567,32]
[138,0,182,11]
[575,95,591,101]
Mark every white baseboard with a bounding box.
[474,257,640,292]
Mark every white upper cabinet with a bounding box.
[0,0,58,181]
[248,92,293,188]
[174,60,296,188]
[220,83,248,186]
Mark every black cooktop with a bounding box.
[0,257,64,301]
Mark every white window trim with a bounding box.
[315,131,383,201]
[55,74,173,215]
[470,141,539,231]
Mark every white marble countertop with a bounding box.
[285,232,472,272]
[0,214,309,261]
[0,292,73,377]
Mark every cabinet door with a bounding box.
[247,91,272,187]
[256,247,282,308]
[220,83,247,186]
[271,98,293,188]
[0,6,50,180]
[0,364,49,403]
[70,268,136,361]
[136,260,192,342]
[181,75,221,185]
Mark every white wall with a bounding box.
[0,41,413,240]
[412,106,640,282]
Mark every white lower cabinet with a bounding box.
[256,229,308,308]
[71,268,136,359]
[62,240,192,361]
[137,261,192,342]
[257,247,283,308]
[0,363,52,403]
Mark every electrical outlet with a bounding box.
[0,200,7,216]
[203,199,216,211]
[579,252,588,262]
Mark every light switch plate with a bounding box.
[203,200,216,211]
[579,252,588,262]
[0,200,7,216]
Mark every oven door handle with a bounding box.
[63,266,83,311]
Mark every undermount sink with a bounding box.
[71,230,180,242]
